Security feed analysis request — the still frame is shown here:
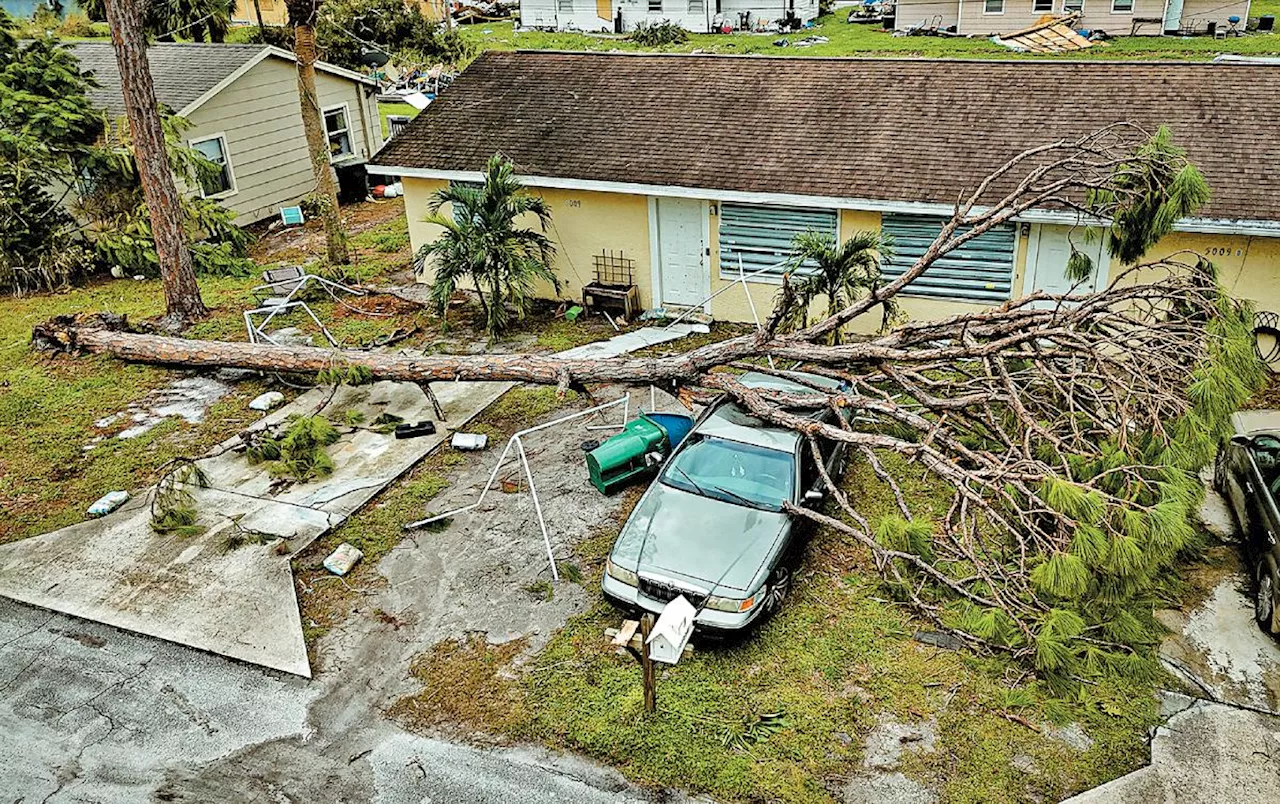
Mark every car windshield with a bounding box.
[660,434,795,511]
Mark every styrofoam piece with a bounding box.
[88,491,130,517]
[248,391,285,411]
[323,543,363,576]
[451,432,488,451]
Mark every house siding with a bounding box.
[1179,0,1252,32]
[402,177,1280,330]
[232,0,447,25]
[519,0,819,32]
[902,0,1172,34]
[184,56,381,225]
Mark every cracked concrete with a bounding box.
[0,378,510,677]
[0,390,700,802]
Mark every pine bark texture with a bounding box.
[103,0,209,326]
[293,22,350,266]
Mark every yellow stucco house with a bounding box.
[368,52,1280,335]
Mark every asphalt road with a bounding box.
[0,599,686,803]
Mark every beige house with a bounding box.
[70,42,384,225]
[893,0,1252,36]
[369,52,1280,333]
[231,0,448,26]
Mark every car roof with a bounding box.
[693,371,841,452]
[1232,410,1280,438]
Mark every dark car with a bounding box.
[1213,411,1280,634]
[601,371,848,632]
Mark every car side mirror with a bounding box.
[804,489,825,503]
[1231,434,1251,447]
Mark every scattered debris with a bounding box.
[911,629,967,651]
[993,15,1095,53]
[87,490,129,517]
[394,421,437,439]
[324,543,364,576]
[451,432,488,451]
[249,391,285,412]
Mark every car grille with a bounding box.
[638,576,707,608]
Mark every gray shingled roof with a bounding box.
[68,42,272,118]
[372,51,1280,224]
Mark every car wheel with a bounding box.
[1256,560,1277,633]
[762,566,792,615]
[1213,451,1228,495]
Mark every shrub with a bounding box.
[629,20,688,46]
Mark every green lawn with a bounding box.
[460,13,1280,60]
[392,449,1164,804]
[378,101,420,140]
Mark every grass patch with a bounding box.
[390,447,1160,802]
[378,101,420,140]
[389,635,530,737]
[461,15,1280,60]
[0,275,271,544]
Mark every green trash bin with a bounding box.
[586,415,669,494]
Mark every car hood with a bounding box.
[611,482,789,594]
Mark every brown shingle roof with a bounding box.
[372,51,1280,224]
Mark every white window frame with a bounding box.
[648,0,662,12]
[984,0,1006,13]
[1110,0,1132,12]
[322,103,355,163]
[1062,0,1083,11]
[189,133,236,199]
[1032,0,1053,11]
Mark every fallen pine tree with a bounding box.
[34,124,1266,687]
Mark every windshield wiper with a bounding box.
[671,465,709,497]
[711,484,766,510]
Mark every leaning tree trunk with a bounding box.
[253,0,266,34]
[103,0,209,328]
[293,21,350,266]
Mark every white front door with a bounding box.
[655,198,706,308]
[1027,224,1109,302]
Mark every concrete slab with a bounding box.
[0,379,511,677]
[554,324,700,359]
[1063,700,1280,803]
[0,322,699,680]
[1158,576,1280,712]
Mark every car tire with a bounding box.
[762,566,792,616]
[1213,451,1228,495]
[1256,559,1277,634]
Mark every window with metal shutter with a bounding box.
[718,204,838,281]
[880,214,1016,303]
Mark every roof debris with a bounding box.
[992,15,1096,53]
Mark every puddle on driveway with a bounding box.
[92,376,233,442]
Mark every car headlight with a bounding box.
[705,594,756,613]
[605,558,638,587]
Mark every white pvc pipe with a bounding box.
[739,256,776,370]
[403,395,631,531]
[516,436,559,582]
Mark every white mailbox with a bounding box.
[646,595,696,665]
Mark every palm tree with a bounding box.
[777,230,893,345]
[415,155,559,337]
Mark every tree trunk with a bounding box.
[103,0,209,328]
[253,0,265,33]
[293,23,349,266]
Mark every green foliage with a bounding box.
[774,229,896,343]
[874,514,935,561]
[81,0,234,42]
[151,460,209,537]
[417,154,560,337]
[315,363,375,386]
[315,0,475,71]
[0,11,102,293]
[629,20,689,46]
[1088,126,1212,264]
[246,415,341,482]
[75,114,254,279]
[1030,552,1089,599]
